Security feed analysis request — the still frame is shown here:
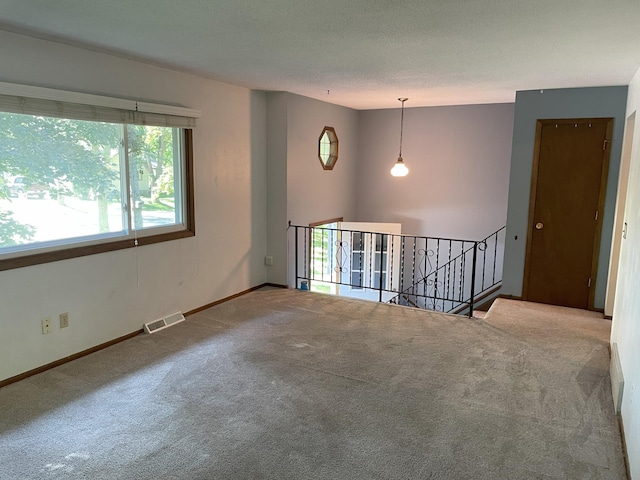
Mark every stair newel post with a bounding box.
[469,241,478,318]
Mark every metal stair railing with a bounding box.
[390,226,506,314]
[289,223,506,318]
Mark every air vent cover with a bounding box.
[143,312,185,334]
[610,342,624,414]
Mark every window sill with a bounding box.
[0,227,195,272]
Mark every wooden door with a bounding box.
[523,118,612,309]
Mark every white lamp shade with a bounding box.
[390,158,409,177]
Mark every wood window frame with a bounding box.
[318,126,339,170]
[0,129,195,272]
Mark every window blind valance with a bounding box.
[0,82,199,128]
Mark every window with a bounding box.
[0,83,197,271]
[309,221,339,294]
[351,232,364,289]
[349,232,388,291]
[318,126,338,170]
[373,234,388,289]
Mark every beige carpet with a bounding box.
[0,289,626,479]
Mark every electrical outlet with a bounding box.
[265,256,273,266]
[42,317,52,334]
[59,312,69,329]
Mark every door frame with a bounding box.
[522,118,613,310]
[308,217,344,294]
[605,112,635,316]
[338,222,402,299]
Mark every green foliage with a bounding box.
[156,168,175,197]
[128,125,175,202]
[0,113,119,195]
[0,179,28,245]
[0,112,177,244]
[0,210,35,246]
[0,112,120,240]
[142,199,174,212]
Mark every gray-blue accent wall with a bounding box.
[502,86,628,309]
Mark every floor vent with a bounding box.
[143,312,185,334]
[610,342,624,414]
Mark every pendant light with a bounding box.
[390,97,409,177]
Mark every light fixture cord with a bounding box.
[399,99,406,157]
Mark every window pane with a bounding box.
[0,98,193,270]
[351,253,362,270]
[127,125,182,230]
[351,231,362,247]
[0,112,124,250]
[373,273,387,289]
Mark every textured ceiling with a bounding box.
[0,0,639,110]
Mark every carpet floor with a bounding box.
[0,289,626,479]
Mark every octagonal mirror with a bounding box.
[318,126,338,170]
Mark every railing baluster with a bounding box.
[390,233,395,295]
[295,226,299,289]
[329,229,332,284]
[336,229,341,286]
[325,228,329,283]
[491,232,498,285]
[446,240,452,301]
[481,240,486,292]
[331,228,336,284]
[378,234,386,302]
[411,237,416,293]
[309,228,312,287]
[368,232,373,291]
[423,241,427,309]
[319,228,322,283]
[313,228,317,283]
[400,236,405,299]
[469,242,478,318]
[459,247,464,302]
[359,231,364,288]
[314,227,317,282]
[324,228,327,283]
[339,228,344,284]
[435,239,440,310]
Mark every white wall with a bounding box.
[0,31,268,382]
[356,104,515,239]
[610,66,640,479]
[266,92,288,285]
[264,93,359,286]
[606,112,635,316]
[286,93,359,226]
